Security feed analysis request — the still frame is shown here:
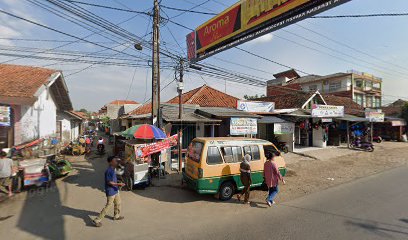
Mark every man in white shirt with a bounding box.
[0,150,13,197]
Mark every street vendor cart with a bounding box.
[116,124,179,190]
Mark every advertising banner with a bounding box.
[0,106,11,127]
[312,104,344,118]
[274,122,295,134]
[230,118,258,135]
[188,0,351,61]
[138,134,179,157]
[365,112,385,123]
[237,100,274,113]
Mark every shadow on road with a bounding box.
[345,220,408,238]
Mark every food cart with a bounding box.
[19,158,51,187]
[116,124,179,190]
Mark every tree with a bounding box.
[244,94,266,100]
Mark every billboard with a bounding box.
[237,100,275,113]
[230,118,258,135]
[311,104,344,118]
[187,0,351,62]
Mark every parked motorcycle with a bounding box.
[276,141,289,154]
[373,136,382,143]
[350,139,374,152]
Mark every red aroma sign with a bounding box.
[195,4,241,50]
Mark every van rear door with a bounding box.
[185,141,204,179]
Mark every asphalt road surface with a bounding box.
[1,151,407,240]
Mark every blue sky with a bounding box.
[1,0,408,111]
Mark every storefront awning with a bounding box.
[258,116,290,124]
[338,114,369,122]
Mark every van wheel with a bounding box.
[219,182,235,201]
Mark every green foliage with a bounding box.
[101,116,110,127]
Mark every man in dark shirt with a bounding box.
[93,156,125,227]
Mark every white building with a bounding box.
[0,64,74,148]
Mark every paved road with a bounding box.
[185,165,408,240]
[1,147,407,240]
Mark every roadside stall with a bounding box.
[116,124,179,190]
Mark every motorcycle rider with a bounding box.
[97,137,105,153]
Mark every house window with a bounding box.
[354,94,364,106]
[308,85,317,92]
[374,97,382,108]
[329,81,342,92]
[366,96,373,108]
[355,79,363,88]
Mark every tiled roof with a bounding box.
[70,111,88,120]
[322,94,364,116]
[109,100,139,105]
[0,64,58,98]
[128,85,240,116]
[381,106,401,117]
[167,85,239,108]
[196,107,261,118]
[129,102,151,115]
[258,92,319,109]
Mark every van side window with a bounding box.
[207,146,223,165]
[243,146,260,161]
[221,146,242,163]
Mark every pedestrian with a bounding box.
[237,154,252,204]
[264,152,285,207]
[93,156,125,227]
[0,150,14,197]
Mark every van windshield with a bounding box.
[187,141,204,163]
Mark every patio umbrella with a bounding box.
[133,124,167,140]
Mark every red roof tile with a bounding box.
[322,94,364,116]
[70,111,88,120]
[109,100,139,105]
[258,92,318,109]
[167,85,239,108]
[0,64,59,98]
[129,103,152,115]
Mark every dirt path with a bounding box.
[250,142,408,203]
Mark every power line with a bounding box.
[60,0,151,15]
[161,5,216,16]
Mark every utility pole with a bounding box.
[151,0,161,127]
[177,59,184,172]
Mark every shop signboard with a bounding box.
[138,134,179,157]
[365,112,385,123]
[187,0,351,62]
[274,123,295,134]
[365,110,384,123]
[0,106,11,127]
[322,118,333,123]
[230,118,258,135]
[312,104,344,118]
[237,100,274,113]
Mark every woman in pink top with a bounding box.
[264,152,285,207]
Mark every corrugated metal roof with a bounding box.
[196,107,261,118]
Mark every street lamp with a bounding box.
[134,43,143,51]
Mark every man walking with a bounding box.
[0,150,14,197]
[93,156,125,227]
[237,154,252,204]
[264,152,285,207]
